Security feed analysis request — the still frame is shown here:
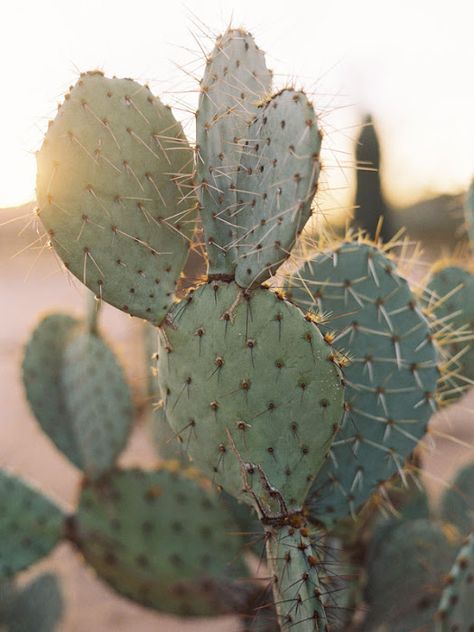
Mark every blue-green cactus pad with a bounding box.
[440,462,474,537]
[36,72,196,325]
[436,532,474,632]
[73,467,251,616]
[3,573,64,632]
[0,470,64,579]
[157,281,344,512]
[285,241,439,525]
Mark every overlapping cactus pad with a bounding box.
[22,313,133,479]
[197,29,321,287]
[72,467,252,615]
[436,533,474,631]
[157,281,344,511]
[440,462,474,537]
[425,264,474,396]
[36,72,196,324]
[366,519,456,631]
[0,471,64,579]
[285,241,439,524]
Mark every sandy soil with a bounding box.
[1,204,474,631]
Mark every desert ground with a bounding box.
[1,204,474,631]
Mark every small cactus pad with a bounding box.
[440,462,474,537]
[196,28,272,276]
[234,89,321,287]
[285,241,439,525]
[36,72,196,325]
[71,467,252,615]
[425,264,474,396]
[365,519,456,632]
[3,573,64,632]
[23,313,133,479]
[436,532,474,632]
[60,330,134,479]
[265,523,327,631]
[22,313,82,468]
[0,470,64,579]
[157,281,344,512]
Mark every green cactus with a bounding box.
[424,263,474,398]
[0,573,63,632]
[0,470,64,579]
[464,177,474,245]
[22,305,133,480]
[440,461,474,537]
[68,465,254,616]
[436,532,474,632]
[285,240,439,525]
[36,72,196,325]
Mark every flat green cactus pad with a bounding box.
[60,330,134,479]
[440,462,474,537]
[23,313,133,479]
[22,313,83,468]
[36,72,196,325]
[2,573,63,632]
[436,532,474,632]
[365,519,456,632]
[72,467,252,616]
[0,470,64,579]
[425,264,474,398]
[285,241,439,525]
[157,281,344,512]
[197,28,272,277]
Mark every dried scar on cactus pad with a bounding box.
[36,72,197,325]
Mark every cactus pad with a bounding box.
[60,330,134,478]
[425,264,474,396]
[22,313,82,468]
[440,462,474,537]
[365,519,456,631]
[436,532,474,632]
[36,72,196,325]
[2,573,63,632]
[0,470,64,579]
[71,467,252,615]
[196,28,272,276]
[285,241,439,525]
[157,281,344,512]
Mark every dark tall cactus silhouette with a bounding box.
[354,114,391,242]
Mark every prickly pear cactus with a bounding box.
[0,470,64,579]
[22,311,133,480]
[365,519,456,632]
[157,281,344,511]
[440,462,474,537]
[285,240,439,525]
[69,466,253,616]
[36,72,196,325]
[436,532,474,632]
[1,573,63,632]
[425,263,474,397]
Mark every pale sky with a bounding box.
[1,0,473,210]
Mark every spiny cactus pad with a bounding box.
[425,264,474,395]
[60,330,134,479]
[233,89,321,287]
[285,241,439,525]
[0,470,64,579]
[23,313,133,479]
[157,281,344,512]
[265,524,327,631]
[36,72,196,325]
[436,532,474,632]
[365,519,456,631]
[22,313,83,468]
[71,467,252,615]
[440,462,474,537]
[2,573,64,632]
[197,28,272,276]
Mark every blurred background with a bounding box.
[1,1,473,629]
